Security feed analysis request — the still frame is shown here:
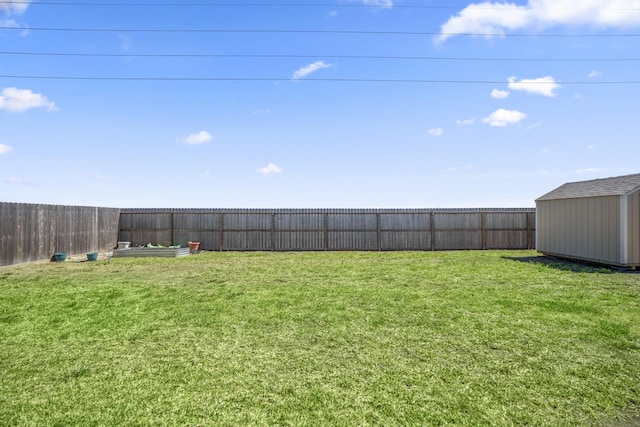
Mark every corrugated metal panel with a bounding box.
[113,247,190,258]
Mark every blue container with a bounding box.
[87,252,98,261]
[53,252,67,262]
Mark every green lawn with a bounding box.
[1,250,639,426]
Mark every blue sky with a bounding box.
[1,0,639,208]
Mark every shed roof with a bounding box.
[537,173,640,201]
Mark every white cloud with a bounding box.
[482,109,527,127]
[258,163,283,175]
[576,168,606,174]
[5,177,34,186]
[0,0,30,14]
[119,34,134,52]
[178,131,213,145]
[508,76,560,97]
[428,128,444,137]
[587,70,602,78]
[291,61,333,81]
[525,121,543,130]
[362,0,394,8]
[456,117,476,126]
[491,89,510,99]
[0,87,57,113]
[0,18,17,27]
[0,19,30,37]
[446,163,474,172]
[437,0,640,42]
[0,143,11,155]
[587,144,595,150]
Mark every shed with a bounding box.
[536,173,640,268]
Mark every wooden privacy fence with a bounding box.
[0,203,121,267]
[119,208,536,252]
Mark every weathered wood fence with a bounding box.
[119,208,535,252]
[0,203,121,267]
[1,206,535,266]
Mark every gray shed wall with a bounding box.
[626,191,640,265]
[536,194,640,267]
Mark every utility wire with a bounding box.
[0,75,637,84]
[1,50,638,62]
[1,26,639,37]
[2,1,640,10]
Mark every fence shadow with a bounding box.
[503,255,615,273]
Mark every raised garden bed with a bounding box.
[113,247,190,258]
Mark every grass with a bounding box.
[1,250,639,426]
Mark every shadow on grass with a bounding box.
[504,255,616,274]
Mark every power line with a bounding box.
[0,75,637,84]
[1,50,638,62]
[1,25,639,37]
[2,1,640,11]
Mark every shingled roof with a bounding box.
[537,173,640,201]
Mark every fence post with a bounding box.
[323,213,329,251]
[430,212,435,251]
[376,212,381,251]
[170,212,174,247]
[481,212,486,250]
[219,213,224,252]
[271,212,276,252]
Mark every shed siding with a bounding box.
[537,196,620,264]
[629,191,640,265]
